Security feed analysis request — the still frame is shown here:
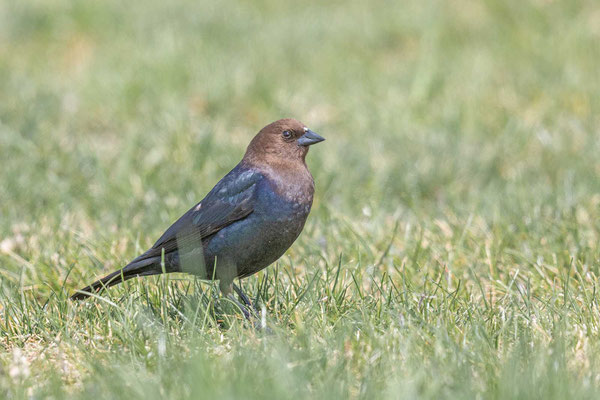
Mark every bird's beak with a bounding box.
[297,129,325,147]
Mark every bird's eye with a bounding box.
[282,130,292,139]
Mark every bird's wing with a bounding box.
[130,166,262,263]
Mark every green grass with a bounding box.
[1,0,600,398]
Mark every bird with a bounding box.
[71,118,325,316]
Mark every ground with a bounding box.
[1,0,600,398]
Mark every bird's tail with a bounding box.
[70,256,163,300]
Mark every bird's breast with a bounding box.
[202,181,312,277]
[250,162,315,206]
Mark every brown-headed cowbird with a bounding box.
[71,119,325,312]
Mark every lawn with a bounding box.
[1,0,600,398]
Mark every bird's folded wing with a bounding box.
[130,167,262,263]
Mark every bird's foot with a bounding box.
[229,284,272,331]
[232,283,260,315]
[226,293,253,321]
[219,282,269,330]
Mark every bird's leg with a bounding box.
[220,281,253,321]
[226,293,252,320]
[232,282,255,310]
[233,283,271,332]
[233,282,270,332]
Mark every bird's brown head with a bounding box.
[243,118,325,167]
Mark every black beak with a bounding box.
[297,129,325,147]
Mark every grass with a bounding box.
[1,0,600,398]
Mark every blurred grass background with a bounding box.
[1,0,600,398]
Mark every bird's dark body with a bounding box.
[166,162,313,284]
[71,118,323,300]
